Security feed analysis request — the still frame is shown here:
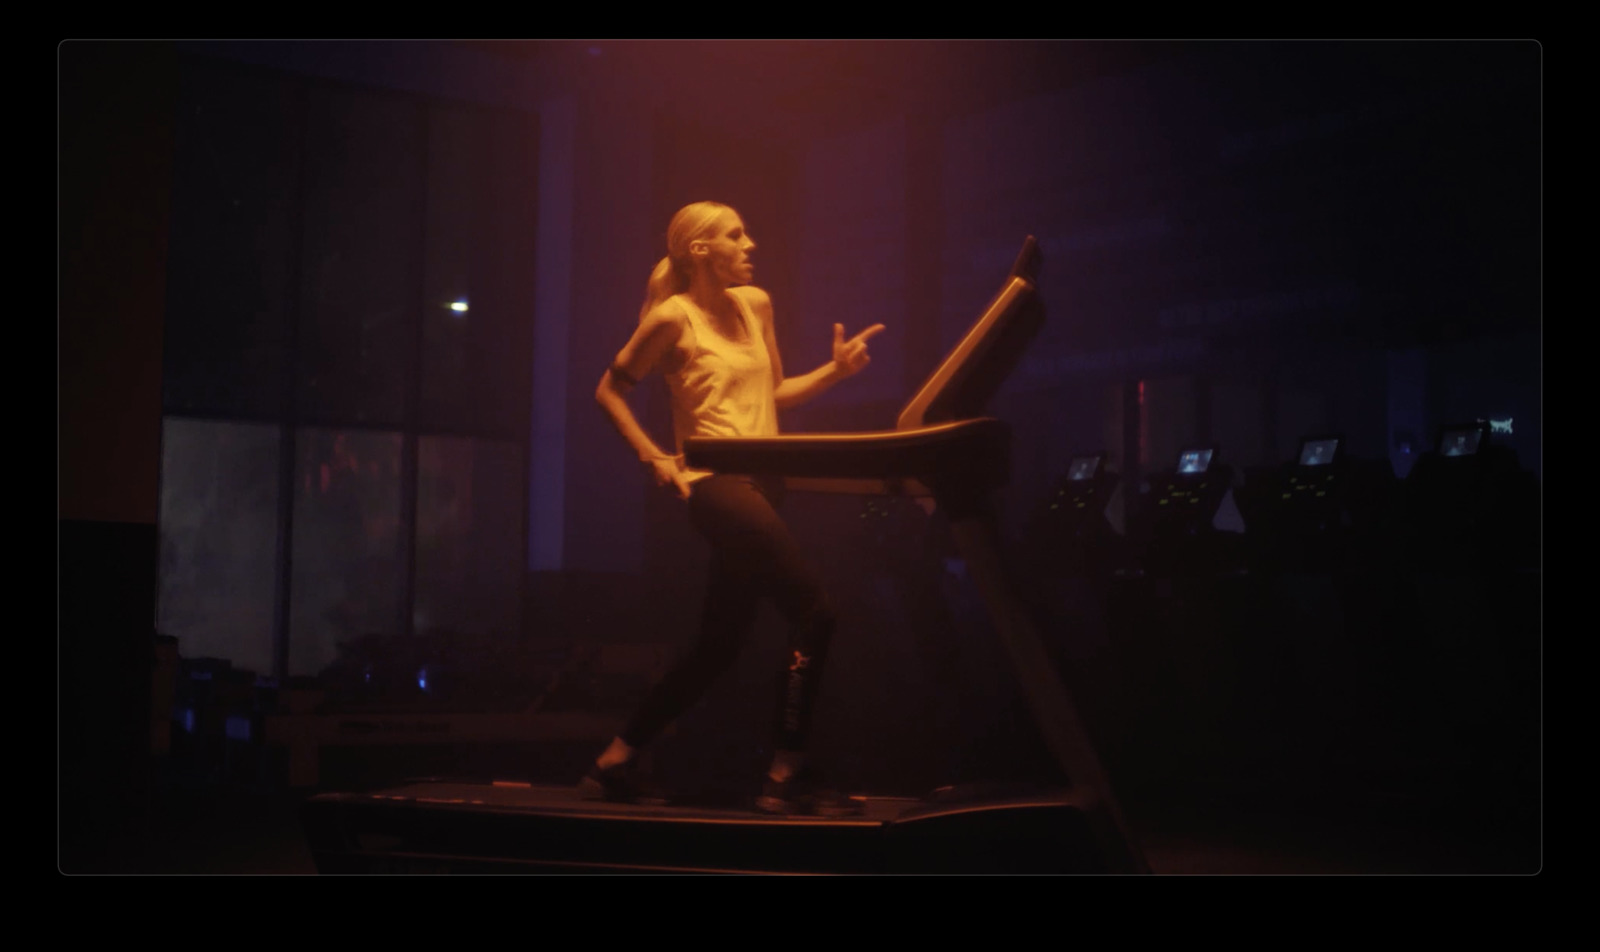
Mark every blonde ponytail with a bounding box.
[639,255,688,323]
[638,201,734,323]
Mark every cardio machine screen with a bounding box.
[1439,426,1484,458]
[1299,438,1340,467]
[1067,455,1103,482]
[1177,448,1214,475]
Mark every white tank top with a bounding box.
[665,291,778,482]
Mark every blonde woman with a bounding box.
[583,201,884,815]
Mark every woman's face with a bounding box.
[695,210,757,285]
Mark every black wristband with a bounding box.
[609,363,639,388]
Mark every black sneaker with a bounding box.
[576,760,670,805]
[755,766,863,817]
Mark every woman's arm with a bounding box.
[740,286,884,411]
[774,361,844,411]
[595,304,693,498]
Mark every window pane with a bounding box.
[163,57,300,417]
[158,418,280,675]
[297,87,424,426]
[415,436,524,637]
[288,427,403,676]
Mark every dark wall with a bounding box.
[60,41,173,526]
[59,40,176,867]
[558,69,655,575]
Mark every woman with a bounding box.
[582,201,884,815]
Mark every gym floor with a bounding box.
[65,761,1539,875]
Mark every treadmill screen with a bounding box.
[1299,438,1339,467]
[1067,456,1102,482]
[1439,426,1484,457]
[1177,448,1214,475]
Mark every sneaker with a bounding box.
[755,766,863,817]
[576,760,670,805]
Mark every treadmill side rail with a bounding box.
[946,515,1151,874]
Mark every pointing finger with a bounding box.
[850,323,887,344]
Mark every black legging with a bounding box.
[621,474,837,753]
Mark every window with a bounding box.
[157,55,536,681]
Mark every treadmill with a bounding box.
[300,237,1149,874]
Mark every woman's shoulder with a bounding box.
[730,285,771,306]
[729,285,773,319]
[641,296,692,333]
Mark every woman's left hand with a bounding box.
[832,323,886,378]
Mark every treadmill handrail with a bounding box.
[684,417,1009,484]
[896,274,1038,431]
[687,417,998,450]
